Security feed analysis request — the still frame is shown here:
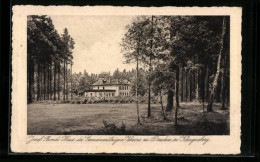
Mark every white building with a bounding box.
[84,78,131,98]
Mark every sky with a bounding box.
[50,15,135,74]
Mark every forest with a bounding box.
[27,15,230,128]
[27,15,75,103]
[120,16,230,125]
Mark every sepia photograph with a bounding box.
[11,6,241,154]
[27,15,230,135]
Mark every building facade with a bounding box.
[84,78,131,98]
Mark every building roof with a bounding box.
[92,78,131,86]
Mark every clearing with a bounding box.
[27,102,229,135]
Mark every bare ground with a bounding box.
[27,102,229,135]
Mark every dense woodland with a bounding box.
[120,16,230,124]
[27,15,230,126]
[27,16,74,103]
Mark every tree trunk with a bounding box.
[54,62,56,101]
[136,35,141,125]
[65,62,68,100]
[185,70,188,101]
[39,64,42,100]
[37,64,40,101]
[198,64,206,113]
[159,91,166,120]
[45,65,47,100]
[27,61,29,103]
[221,72,226,109]
[174,102,178,126]
[174,67,179,125]
[71,63,73,100]
[43,64,46,100]
[226,80,230,106]
[181,68,184,102]
[205,64,209,103]
[147,16,154,118]
[207,17,226,112]
[190,71,193,101]
[195,69,199,101]
[147,56,151,117]
[136,56,140,124]
[166,90,174,111]
[41,64,44,100]
[175,66,180,107]
[46,64,48,100]
[207,66,210,102]
[221,51,228,110]
[28,58,32,103]
[49,64,51,100]
[50,62,52,100]
[58,64,61,100]
[63,60,66,100]
[193,70,196,99]
[28,57,35,103]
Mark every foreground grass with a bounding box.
[27,102,229,135]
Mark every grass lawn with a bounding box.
[28,102,229,135]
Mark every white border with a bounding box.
[11,6,242,154]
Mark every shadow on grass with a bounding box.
[55,120,229,135]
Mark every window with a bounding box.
[127,86,128,90]
[90,93,92,97]
[98,87,99,90]
[103,86,104,89]
[119,86,121,90]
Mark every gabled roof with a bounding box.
[92,78,131,86]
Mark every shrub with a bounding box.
[129,99,135,103]
[81,99,87,104]
[120,98,126,103]
[108,99,114,103]
[61,100,70,103]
